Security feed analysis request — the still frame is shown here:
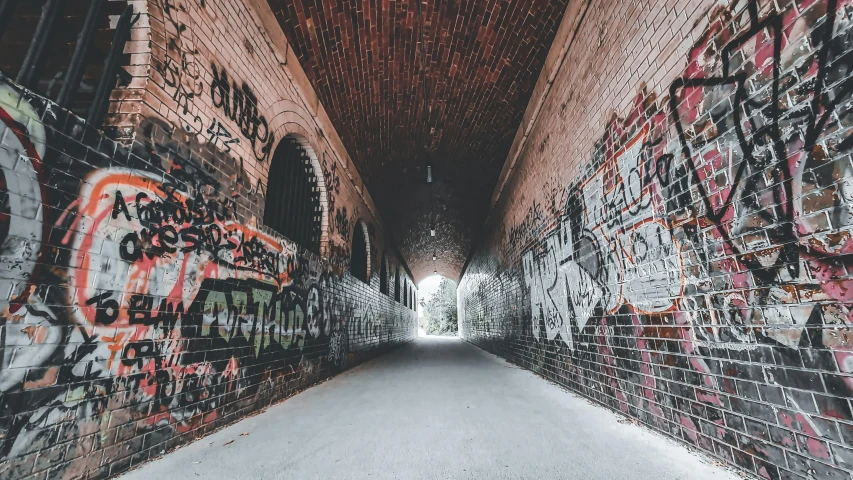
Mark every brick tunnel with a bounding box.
[0,0,852,478]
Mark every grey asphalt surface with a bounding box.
[119,336,740,480]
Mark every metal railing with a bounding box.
[0,0,134,127]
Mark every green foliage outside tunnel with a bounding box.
[420,277,459,336]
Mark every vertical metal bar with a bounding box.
[58,0,107,107]
[311,180,320,248]
[87,5,132,127]
[307,170,318,251]
[0,0,19,43]
[16,0,64,88]
[273,144,287,232]
[305,172,314,250]
[284,141,299,238]
[300,152,310,247]
[263,146,282,228]
[294,154,309,246]
[295,155,305,246]
[382,257,387,294]
[275,140,288,235]
[274,151,287,233]
[289,147,302,243]
[262,153,275,226]
[304,163,315,249]
[280,140,296,237]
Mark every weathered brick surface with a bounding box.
[0,1,416,478]
[271,0,569,281]
[459,0,853,478]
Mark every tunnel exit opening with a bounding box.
[417,275,458,337]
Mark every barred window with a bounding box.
[379,255,388,294]
[263,137,321,253]
[351,223,368,283]
[403,281,409,307]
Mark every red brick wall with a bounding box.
[459,0,853,478]
[0,1,416,478]
[269,0,570,281]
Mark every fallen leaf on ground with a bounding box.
[240,432,249,436]
[223,440,234,446]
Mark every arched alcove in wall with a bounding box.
[351,220,370,283]
[403,281,409,307]
[263,134,328,254]
[379,254,388,294]
[394,268,401,302]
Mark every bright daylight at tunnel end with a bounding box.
[0,0,852,479]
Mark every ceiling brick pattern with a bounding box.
[269,0,568,280]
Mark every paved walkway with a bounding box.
[119,337,739,480]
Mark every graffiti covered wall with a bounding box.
[0,1,417,479]
[459,0,853,478]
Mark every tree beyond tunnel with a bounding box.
[418,276,458,336]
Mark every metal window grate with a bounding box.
[394,269,401,302]
[351,225,368,283]
[264,137,321,253]
[0,0,133,126]
[379,255,388,294]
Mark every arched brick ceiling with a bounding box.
[268,0,568,281]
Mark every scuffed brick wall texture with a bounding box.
[458,0,853,479]
[0,1,416,479]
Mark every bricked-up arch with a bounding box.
[379,254,389,294]
[263,137,322,253]
[351,220,370,283]
[272,0,570,281]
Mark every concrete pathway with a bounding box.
[119,337,740,480]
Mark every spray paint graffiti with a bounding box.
[210,64,275,162]
[522,123,683,348]
[205,117,240,152]
[158,0,204,118]
[321,153,342,214]
[334,206,353,240]
[0,84,47,317]
[463,1,853,478]
[0,77,416,478]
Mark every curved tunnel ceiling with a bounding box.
[268,0,569,281]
